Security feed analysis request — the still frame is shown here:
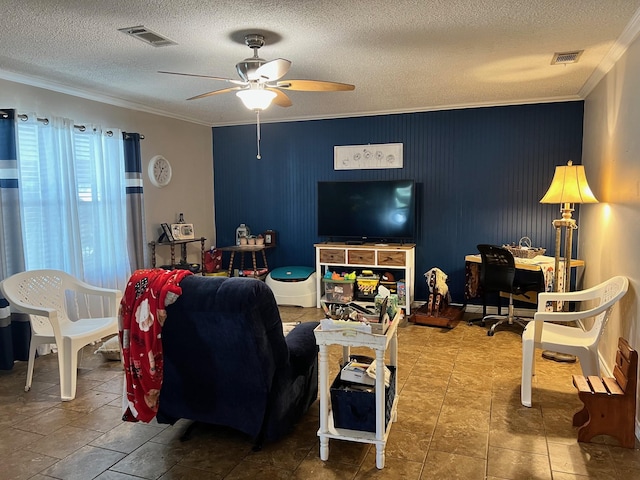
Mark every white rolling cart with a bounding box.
[313,314,399,469]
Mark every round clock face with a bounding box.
[148,155,172,187]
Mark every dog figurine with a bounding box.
[424,267,451,316]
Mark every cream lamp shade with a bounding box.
[236,88,277,111]
[540,160,598,205]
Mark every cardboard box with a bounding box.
[340,361,375,386]
[330,366,396,432]
[323,278,355,303]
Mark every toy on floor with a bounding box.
[409,266,463,328]
[424,267,451,317]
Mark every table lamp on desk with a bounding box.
[539,160,598,362]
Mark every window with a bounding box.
[16,116,131,289]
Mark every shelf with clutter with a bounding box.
[314,305,401,469]
[314,243,414,314]
[320,268,404,321]
[149,235,206,274]
[149,214,206,274]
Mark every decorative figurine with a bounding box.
[424,267,451,317]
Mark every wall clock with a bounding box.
[148,155,172,187]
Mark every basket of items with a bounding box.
[503,236,546,259]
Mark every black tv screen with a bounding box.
[317,180,416,241]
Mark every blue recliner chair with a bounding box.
[156,275,319,446]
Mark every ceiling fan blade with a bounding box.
[267,88,293,107]
[255,58,292,82]
[187,86,242,101]
[158,71,246,86]
[276,79,355,92]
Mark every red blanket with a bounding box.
[119,268,192,422]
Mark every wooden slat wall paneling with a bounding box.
[212,102,584,302]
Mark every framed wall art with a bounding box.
[334,143,403,170]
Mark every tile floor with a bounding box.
[1,307,639,479]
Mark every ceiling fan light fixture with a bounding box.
[236,89,277,110]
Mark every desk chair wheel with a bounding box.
[487,329,495,337]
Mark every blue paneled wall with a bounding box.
[212,102,584,303]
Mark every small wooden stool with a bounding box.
[572,337,637,448]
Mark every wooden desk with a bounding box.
[464,254,584,272]
[464,254,585,303]
[218,245,272,277]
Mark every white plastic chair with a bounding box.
[520,275,628,407]
[0,269,121,401]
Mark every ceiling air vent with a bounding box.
[118,25,177,47]
[551,50,583,65]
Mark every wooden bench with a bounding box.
[572,337,637,448]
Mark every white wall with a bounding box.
[581,34,640,429]
[0,78,215,268]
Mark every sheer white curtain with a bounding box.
[16,114,131,290]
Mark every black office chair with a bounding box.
[473,244,544,336]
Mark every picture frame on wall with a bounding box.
[334,143,403,170]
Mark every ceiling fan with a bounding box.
[159,33,355,111]
[159,33,354,159]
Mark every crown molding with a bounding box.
[579,6,640,98]
[0,68,583,129]
[0,70,210,127]
[210,96,584,127]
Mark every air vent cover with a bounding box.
[551,50,583,65]
[118,26,177,47]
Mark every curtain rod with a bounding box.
[16,113,144,139]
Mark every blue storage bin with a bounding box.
[330,366,395,432]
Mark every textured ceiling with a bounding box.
[1,1,640,126]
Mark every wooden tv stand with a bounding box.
[314,242,415,314]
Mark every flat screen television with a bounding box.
[317,180,416,242]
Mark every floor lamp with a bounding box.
[539,160,598,361]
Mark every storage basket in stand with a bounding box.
[503,236,545,259]
[322,277,355,303]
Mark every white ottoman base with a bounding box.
[266,271,317,308]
